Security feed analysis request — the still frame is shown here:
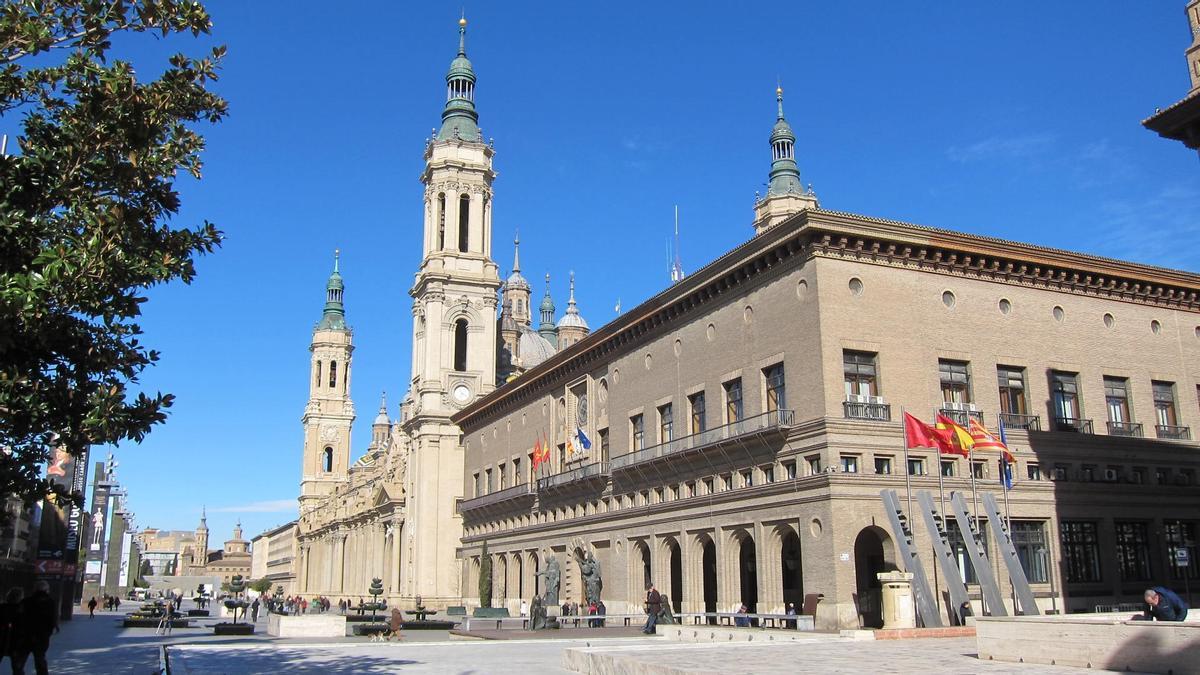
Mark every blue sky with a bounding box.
[28,3,1198,544]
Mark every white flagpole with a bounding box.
[901,407,913,525]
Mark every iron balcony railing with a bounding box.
[843,400,891,421]
[998,412,1040,431]
[1053,417,1094,434]
[937,407,984,427]
[458,481,535,513]
[537,462,611,492]
[1156,424,1192,440]
[1106,421,1143,438]
[610,409,795,473]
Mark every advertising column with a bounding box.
[35,446,90,620]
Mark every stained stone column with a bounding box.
[332,534,345,594]
[715,529,736,613]
[680,531,700,614]
[756,523,784,614]
[389,523,402,595]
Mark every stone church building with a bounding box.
[297,18,1200,629]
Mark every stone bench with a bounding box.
[266,612,347,638]
[976,612,1200,674]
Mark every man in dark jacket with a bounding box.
[642,583,661,634]
[13,580,57,675]
[1144,587,1190,622]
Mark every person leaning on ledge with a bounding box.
[1142,586,1190,622]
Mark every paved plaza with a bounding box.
[36,600,1150,675]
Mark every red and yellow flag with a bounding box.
[935,414,975,457]
[968,419,1014,463]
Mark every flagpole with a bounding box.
[901,407,913,527]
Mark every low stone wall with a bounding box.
[976,614,1200,674]
[657,622,817,643]
[266,612,347,638]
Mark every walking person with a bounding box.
[1,588,23,674]
[87,597,97,618]
[12,580,57,675]
[251,598,260,623]
[642,583,661,634]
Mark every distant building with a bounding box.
[1143,1,1200,150]
[251,521,298,596]
[205,521,252,586]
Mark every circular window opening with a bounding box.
[1053,306,1065,322]
[1103,313,1115,329]
[1151,319,1162,335]
[998,298,1012,315]
[849,278,864,296]
[942,290,956,309]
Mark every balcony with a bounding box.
[611,409,795,473]
[998,412,1041,431]
[938,406,984,427]
[1156,424,1192,440]
[537,462,611,492]
[1106,421,1143,438]
[458,482,535,514]
[1053,417,1094,434]
[843,398,891,421]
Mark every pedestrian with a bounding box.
[1143,587,1189,622]
[87,597,97,618]
[734,603,750,627]
[251,598,260,623]
[785,602,797,629]
[301,598,308,615]
[587,601,598,627]
[1,587,23,673]
[596,599,606,628]
[520,599,529,617]
[12,580,58,675]
[642,583,661,634]
[560,600,570,618]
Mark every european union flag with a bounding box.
[576,427,592,450]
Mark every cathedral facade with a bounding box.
[294,18,587,606]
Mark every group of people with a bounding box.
[0,581,59,675]
[84,595,124,617]
[547,599,607,627]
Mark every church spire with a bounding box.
[317,250,347,330]
[767,86,803,197]
[438,16,481,142]
[538,273,557,342]
[512,230,521,273]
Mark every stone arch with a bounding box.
[778,525,803,612]
[528,549,541,599]
[495,554,508,604]
[630,539,651,600]
[728,528,758,615]
[690,532,718,622]
[660,535,683,613]
[853,525,897,628]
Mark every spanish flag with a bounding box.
[935,414,975,457]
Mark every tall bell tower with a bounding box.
[300,253,355,514]
[401,16,501,605]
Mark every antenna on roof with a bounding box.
[671,205,685,284]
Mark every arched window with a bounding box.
[315,360,322,387]
[322,447,333,472]
[458,194,470,252]
[454,319,469,372]
[329,360,337,388]
[437,193,446,250]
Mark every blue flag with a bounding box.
[575,427,592,450]
[999,421,1013,490]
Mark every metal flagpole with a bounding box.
[901,407,913,524]
[999,420,1016,611]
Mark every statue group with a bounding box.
[529,549,604,630]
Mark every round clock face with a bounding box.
[576,394,588,425]
[453,384,472,403]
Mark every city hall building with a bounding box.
[295,19,1200,628]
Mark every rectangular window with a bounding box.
[513,458,521,485]
[1114,521,1152,582]
[703,477,714,495]
[557,443,566,468]
[724,379,744,423]
[1164,520,1200,580]
[1104,377,1131,423]
[1156,468,1170,485]
[1051,371,1080,422]
[473,472,480,498]
[1131,467,1145,484]
[655,487,665,503]
[658,403,673,443]
[908,458,926,476]
[843,350,879,398]
[485,468,493,494]
[840,455,859,473]
[997,366,1027,415]
[721,474,732,491]
[685,481,695,498]
[764,364,786,412]
[1153,381,1179,426]
[785,461,797,480]
[1026,463,1040,480]
[740,469,753,487]
[939,359,971,404]
[598,428,609,463]
[1010,521,1049,583]
[1060,521,1103,583]
[972,461,987,479]
[498,462,507,489]
[941,460,955,477]
[945,519,988,584]
[807,455,822,475]
[1080,465,1094,482]
[874,457,893,475]
[763,465,774,483]
[688,392,707,434]
[631,414,644,451]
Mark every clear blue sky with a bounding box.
[49,2,1200,544]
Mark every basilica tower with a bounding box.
[401,17,501,605]
[300,254,354,514]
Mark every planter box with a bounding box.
[472,607,510,618]
[187,609,210,617]
[446,606,467,616]
[122,618,191,629]
[212,623,254,636]
[267,613,347,638]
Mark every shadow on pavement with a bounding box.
[171,647,420,673]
